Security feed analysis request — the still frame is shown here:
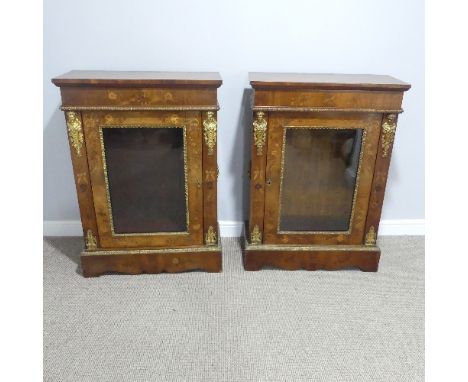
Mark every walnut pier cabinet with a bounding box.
[244,73,410,272]
[53,71,222,277]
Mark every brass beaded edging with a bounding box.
[61,104,220,111]
[276,126,367,236]
[83,243,222,256]
[244,237,377,252]
[99,125,190,237]
[252,106,403,114]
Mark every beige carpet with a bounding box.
[44,236,424,382]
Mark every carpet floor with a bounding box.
[44,236,424,382]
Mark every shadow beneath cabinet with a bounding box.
[44,237,82,274]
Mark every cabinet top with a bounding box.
[52,71,223,88]
[249,73,410,91]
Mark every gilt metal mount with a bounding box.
[365,226,377,246]
[203,112,217,155]
[381,114,397,158]
[205,225,217,245]
[66,111,84,156]
[250,225,262,244]
[253,112,267,156]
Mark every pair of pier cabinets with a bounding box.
[52,71,410,277]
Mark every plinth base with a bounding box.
[81,243,222,277]
[243,239,380,272]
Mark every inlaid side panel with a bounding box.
[186,111,205,245]
[202,111,218,245]
[364,113,399,245]
[64,111,100,249]
[248,111,269,244]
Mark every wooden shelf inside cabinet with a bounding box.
[52,71,223,277]
[244,72,411,272]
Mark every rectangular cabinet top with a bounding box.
[249,72,410,91]
[52,70,222,88]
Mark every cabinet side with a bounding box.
[63,110,100,249]
[247,110,269,244]
[364,111,403,244]
[202,111,219,245]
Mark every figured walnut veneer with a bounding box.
[53,71,222,277]
[244,73,410,272]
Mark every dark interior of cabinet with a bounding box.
[279,128,363,232]
[102,126,187,234]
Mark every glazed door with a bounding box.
[82,111,203,248]
[263,112,381,245]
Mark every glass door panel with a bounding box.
[279,128,363,233]
[101,126,188,235]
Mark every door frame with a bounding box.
[263,112,382,245]
[82,111,204,248]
